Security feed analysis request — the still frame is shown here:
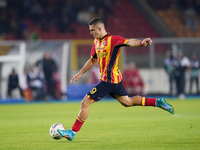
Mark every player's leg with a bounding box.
[77,95,94,120]
[115,95,174,114]
[58,81,113,141]
[70,95,93,135]
[115,95,154,107]
[110,82,157,107]
[57,95,93,141]
[111,82,174,114]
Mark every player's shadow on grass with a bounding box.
[52,139,97,143]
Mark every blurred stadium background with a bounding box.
[0,0,200,102]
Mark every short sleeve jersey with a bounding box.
[90,34,128,83]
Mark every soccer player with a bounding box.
[58,17,174,141]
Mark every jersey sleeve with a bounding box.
[90,42,97,58]
[112,35,128,47]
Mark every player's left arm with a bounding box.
[70,57,97,83]
[126,38,152,47]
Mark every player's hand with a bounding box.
[141,38,152,46]
[70,73,82,83]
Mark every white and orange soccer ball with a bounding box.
[49,123,65,140]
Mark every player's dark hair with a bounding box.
[88,17,104,25]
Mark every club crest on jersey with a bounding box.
[102,41,106,46]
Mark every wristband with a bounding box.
[140,41,143,46]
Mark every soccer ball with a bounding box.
[49,123,65,140]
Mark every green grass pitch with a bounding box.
[0,99,200,150]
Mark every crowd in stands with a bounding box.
[147,0,200,33]
[0,0,113,40]
[147,0,200,14]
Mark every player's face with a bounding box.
[89,25,102,39]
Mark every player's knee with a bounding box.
[122,101,132,107]
[119,99,132,107]
[117,96,132,107]
[122,103,129,107]
[121,95,142,107]
[81,96,92,108]
[81,99,88,108]
[134,95,142,99]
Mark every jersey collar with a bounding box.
[99,33,110,41]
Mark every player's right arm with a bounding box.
[126,38,152,47]
[112,35,152,48]
[70,57,97,83]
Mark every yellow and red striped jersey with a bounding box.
[91,34,128,83]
